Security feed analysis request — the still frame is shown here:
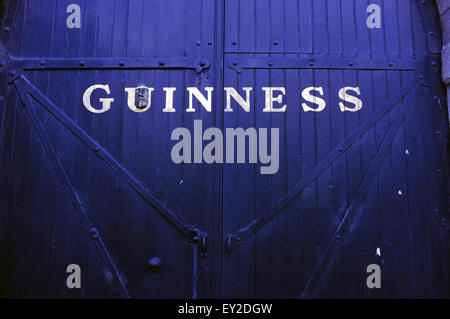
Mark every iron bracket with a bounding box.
[224,233,241,259]
[1,55,22,84]
[190,230,209,258]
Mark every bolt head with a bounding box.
[148,257,162,271]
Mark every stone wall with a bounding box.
[435,0,450,121]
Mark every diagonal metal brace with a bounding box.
[14,75,200,240]
[13,81,131,298]
[300,83,421,298]
[235,78,419,242]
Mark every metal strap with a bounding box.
[9,56,210,73]
[300,83,421,298]
[14,79,131,298]
[14,75,198,240]
[237,78,419,242]
[228,54,418,73]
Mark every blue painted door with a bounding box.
[221,0,448,298]
[0,0,448,298]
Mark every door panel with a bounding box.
[221,0,447,298]
[11,0,214,58]
[1,0,220,298]
[224,0,438,55]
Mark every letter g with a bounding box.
[83,84,114,113]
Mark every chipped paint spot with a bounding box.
[179,179,183,185]
[398,190,403,195]
[102,267,114,284]
[376,247,381,256]
[405,149,410,155]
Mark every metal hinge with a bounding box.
[225,233,241,259]
[190,230,208,258]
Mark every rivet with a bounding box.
[40,60,46,67]
[79,61,85,66]
[309,61,315,67]
[389,62,394,67]
[348,61,354,67]
[418,75,423,80]
[119,61,124,66]
[3,27,10,33]
[435,130,440,136]
[0,96,4,102]
[437,168,442,174]
[148,257,162,272]
[338,147,343,152]
[336,234,341,239]
[273,41,279,46]
[431,61,436,67]
[208,41,213,46]
[232,41,237,46]
[421,0,426,4]
[88,226,99,239]
[8,71,15,77]
[429,31,434,36]
[196,41,201,46]
[268,61,273,67]
[199,61,206,67]
[159,61,165,66]
[232,61,238,66]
